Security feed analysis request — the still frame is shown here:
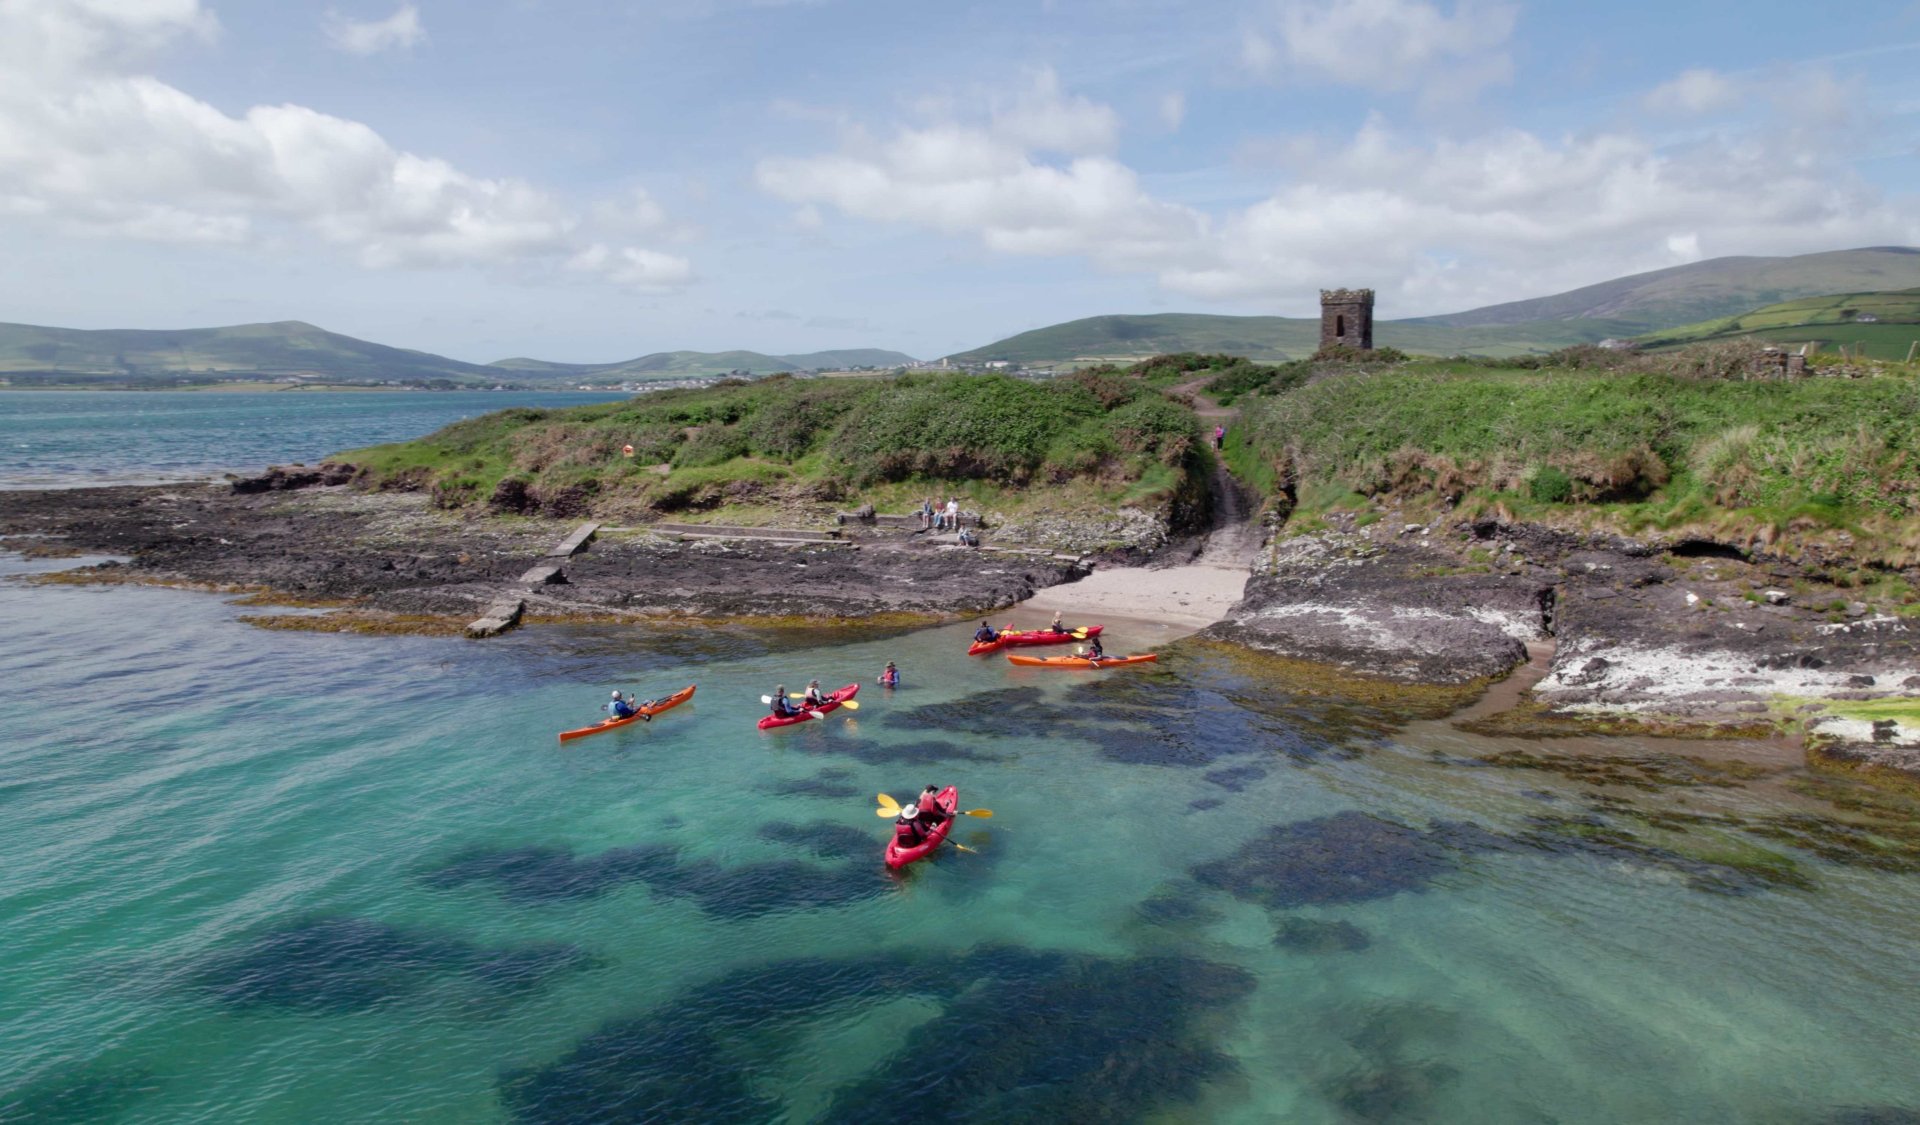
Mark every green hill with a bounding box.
[488,347,917,380]
[1640,288,1920,360]
[0,320,918,388]
[945,313,1618,366]
[0,320,501,385]
[949,247,1920,366]
[1413,247,1920,331]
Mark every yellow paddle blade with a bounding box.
[952,842,980,854]
[961,808,993,818]
[839,699,860,710]
[875,806,897,817]
[1071,629,1089,639]
[876,793,901,816]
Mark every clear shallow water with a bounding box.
[0,391,627,488]
[2,555,1919,1123]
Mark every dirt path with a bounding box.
[1013,374,1261,635]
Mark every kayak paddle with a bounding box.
[789,692,859,710]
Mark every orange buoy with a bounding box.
[621,444,635,457]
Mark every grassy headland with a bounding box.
[341,368,1203,524]
[1227,346,1920,570]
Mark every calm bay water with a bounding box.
[2,393,1919,1121]
[3,554,1919,1122]
[0,390,627,488]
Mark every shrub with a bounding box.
[1529,465,1573,504]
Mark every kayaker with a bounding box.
[770,685,798,719]
[974,621,998,644]
[880,661,900,688]
[802,680,829,709]
[894,803,928,849]
[914,785,949,828]
[608,691,636,719]
[1049,611,1066,634]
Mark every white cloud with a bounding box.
[1249,0,1518,103]
[756,73,1208,275]
[1644,69,1740,116]
[0,0,690,287]
[757,79,1920,317]
[1159,90,1186,130]
[324,3,426,56]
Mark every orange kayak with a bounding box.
[1004,653,1157,669]
[557,684,696,742]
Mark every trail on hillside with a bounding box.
[1174,376,1262,572]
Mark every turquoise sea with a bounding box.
[3,395,1920,1122]
[0,390,626,488]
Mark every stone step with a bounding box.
[467,597,525,638]
[546,521,601,559]
[519,564,567,585]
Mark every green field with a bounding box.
[1641,288,1920,360]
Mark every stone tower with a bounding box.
[1319,288,1374,351]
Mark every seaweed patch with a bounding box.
[1191,811,1469,908]
[501,946,1254,1124]
[183,917,596,1014]
[1273,918,1372,954]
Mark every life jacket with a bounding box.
[975,627,994,642]
[772,697,795,716]
[894,819,924,847]
[881,668,899,685]
[610,699,633,718]
[804,689,828,707]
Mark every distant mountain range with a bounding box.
[5,247,1918,386]
[945,247,1920,365]
[0,320,918,387]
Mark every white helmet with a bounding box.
[611,690,622,698]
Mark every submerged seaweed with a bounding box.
[1273,918,1372,954]
[0,1062,156,1125]
[771,768,863,799]
[1191,811,1470,908]
[501,945,1254,1125]
[183,917,596,1014]
[424,838,890,919]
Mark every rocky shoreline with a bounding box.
[1204,508,1920,770]
[5,473,1917,774]
[0,479,1087,626]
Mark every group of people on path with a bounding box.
[892,784,951,850]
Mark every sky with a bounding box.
[1,0,1918,363]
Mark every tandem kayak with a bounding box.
[557,684,696,743]
[967,625,1102,656]
[757,682,860,730]
[884,785,958,870]
[1004,653,1158,669]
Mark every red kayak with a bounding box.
[884,785,958,869]
[756,682,860,730]
[557,684,696,743]
[1005,653,1157,669]
[967,625,1102,656]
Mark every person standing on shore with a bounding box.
[945,497,960,535]
[1214,424,1225,450]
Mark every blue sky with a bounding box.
[1,0,1917,363]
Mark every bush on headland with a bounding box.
[1228,344,1920,565]
[341,367,1201,517]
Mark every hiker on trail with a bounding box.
[1214,424,1225,450]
